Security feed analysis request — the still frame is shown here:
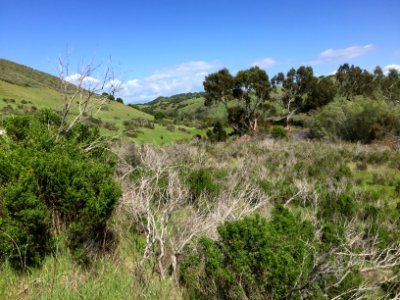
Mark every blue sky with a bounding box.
[1,0,399,103]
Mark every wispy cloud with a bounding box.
[251,58,277,69]
[384,64,400,73]
[310,44,374,65]
[120,60,221,103]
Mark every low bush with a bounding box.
[308,99,400,143]
[186,168,219,204]
[180,207,329,300]
[270,125,287,138]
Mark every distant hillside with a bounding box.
[146,92,205,105]
[0,59,206,144]
[141,89,285,128]
[0,58,62,89]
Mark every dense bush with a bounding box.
[0,113,121,270]
[270,125,287,138]
[206,121,227,142]
[186,168,219,204]
[308,99,400,143]
[180,207,319,299]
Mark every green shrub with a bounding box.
[0,114,121,270]
[180,207,317,300]
[206,121,227,142]
[318,191,357,223]
[186,168,219,203]
[270,125,287,138]
[308,99,400,143]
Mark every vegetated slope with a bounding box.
[0,58,61,89]
[140,89,286,129]
[0,59,204,144]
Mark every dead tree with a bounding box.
[56,57,120,136]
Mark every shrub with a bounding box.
[180,207,317,300]
[206,121,227,142]
[270,125,287,138]
[154,111,166,120]
[186,168,219,203]
[318,191,357,223]
[0,114,121,269]
[308,99,400,143]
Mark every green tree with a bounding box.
[203,67,271,135]
[305,76,337,110]
[274,66,315,126]
[233,66,271,132]
[336,63,364,100]
[203,68,235,109]
[381,68,400,104]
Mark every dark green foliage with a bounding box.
[102,92,115,101]
[116,97,124,104]
[227,106,248,135]
[318,192,357,223]
[154,111,166,120]
[0,113,121,270]
[274,66,336,114]
[203,67,271,135]
[38,108,62,127]
[180,208,317,300]
[336,63,365,100]
[270,125,287,138]
[186,168,219,203]
[321,223,341,245]
[305,76,337,110]
[381,68,400,103]
[203,68,235,108]
[308,99,400,143]
[206,121,227,142]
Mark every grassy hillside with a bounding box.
[0,59,204,144]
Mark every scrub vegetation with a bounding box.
[0,59,400,299]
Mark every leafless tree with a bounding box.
[56,56,121,136]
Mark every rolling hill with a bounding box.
[0,59,204,144]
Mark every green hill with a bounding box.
[0,59,204,144]
[140,90,285,128]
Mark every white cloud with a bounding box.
[384,64,400,73]
[65,73,100,89]
[64,60,222,103]
[310,44,374,65]
[119,60,221,103]
[251,58,277,69]
[329,70,337,76]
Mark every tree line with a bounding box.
[203,63,400,135]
